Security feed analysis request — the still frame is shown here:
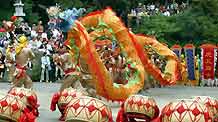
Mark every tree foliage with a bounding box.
[133,0,218,47]
[0,0,217,46]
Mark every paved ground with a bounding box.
[0,82,218,121]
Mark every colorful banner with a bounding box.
[184,44,196,80]
[171,44,182,59]
[200,44,216,80]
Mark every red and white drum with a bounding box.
[0,95,26,122]
[8,87,39,116]
[57,87,87,114]
[192,96,218,121]
[64,96,112,122]
[160,99,213,122]
[123,95,159,121]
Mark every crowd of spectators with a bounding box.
[0,19,65,82]
[129,2,188,17]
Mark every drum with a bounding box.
[192,96,218,121]
[64,96,112,122]
[57,87,87,113]
[160,99,213,122]
[0,95,26,122]
[8,87,39,116]
[123,95,159,122]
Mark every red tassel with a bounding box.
[116,103,127,122]
[151,117,160,122]
[28,96,38,108]
[26,112,36,122]
[50,92,60,111]
[18,113,26,122]
[19,108,36,122]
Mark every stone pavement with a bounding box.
[0,82,218,121]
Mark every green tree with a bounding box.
[133,0,218,47]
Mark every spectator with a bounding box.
[40,52,51,82]
[163,9,170,16]
[0,51,5,79]
[37,21,44,36]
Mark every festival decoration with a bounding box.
[135,35,179,85]
[50,87,87,120]
[0,28,7,48]
[51,7,179,101]
[47,6,61,18]
[184,44,198,86]
[0,95,36,122]
[160,99,213,122]
[171,44,182,60]
[116,95,159,122]
[8,87,39,117]
[75,8,146,101]
[200,44,217,86]
[64,96,112,122]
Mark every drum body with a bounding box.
[192,96,218,121]
[160,99,213,122]
[57,87,87,114]
[0,95,26,122]
[8,87,39,116]
[123,95,159,121]
[64,96,112,122]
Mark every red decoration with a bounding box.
[11,16,17,22]
[176,105,186,114]
[50,93,60,111]
[62,92,68,97]
[0,28,6,32]
[116,103,127,122]
[145,102,151,109]
[87,104,96,113]
[101,108,108,118]
[12,103,19,111]
[19,93,25,98]
[192,106,201,116]
[165,108,173,116]
[128,99,134,106]
[1,100,8,107]
[72,94,76,98]
[72,102,80,111]
[201,44,216,79]
[171,44,182,49]
[137,100,143,107]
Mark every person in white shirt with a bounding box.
[41,32,47,40]
[31,30,37,38]
[40,52,51,82]
[163,10,170,16]
[52,29,60,39]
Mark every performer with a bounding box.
[57,43,85,92]
[13,36,35,88]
